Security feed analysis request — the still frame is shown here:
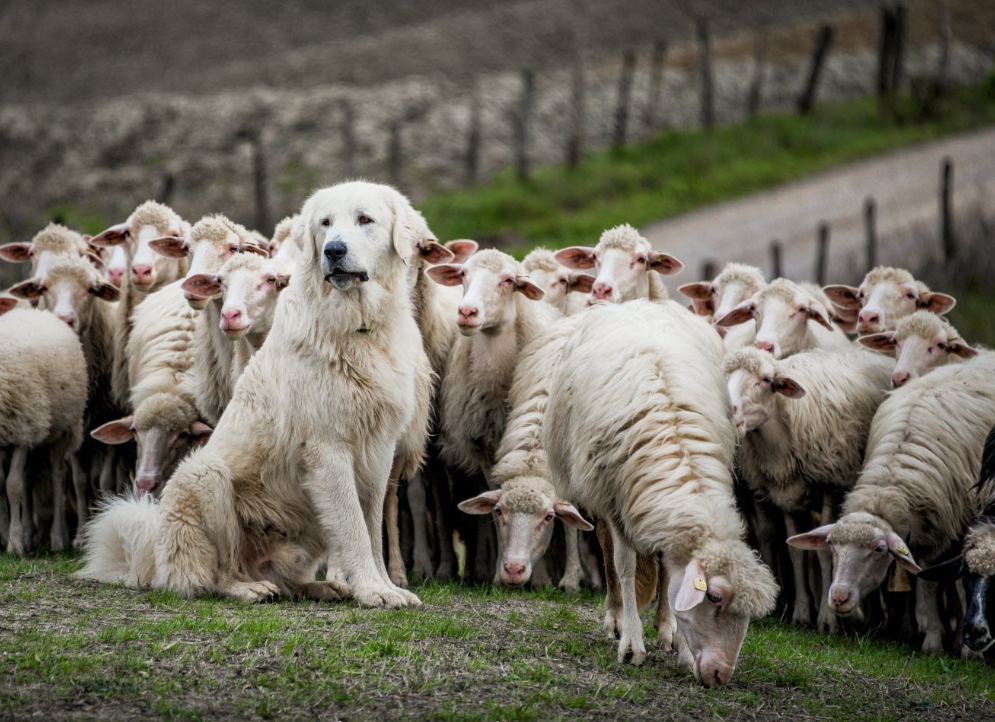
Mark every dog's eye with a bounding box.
[321,218,330,227]
[358,215,373,225]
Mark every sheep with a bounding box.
[919,425,995,654]
[716,278,850,359]
[858,311,982,387]
[79,181,433,609]
[0,308,87,555]
[679,262,766,349]
[823,266,956,335]
[724,346,894,630]
[521,248,593,315]
[269,215,298,260]
[789,355,995,653]
[553,224,682,303]
[0,223,98,283]
[545,300,777,684]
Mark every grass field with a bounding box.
[2,552,993,721]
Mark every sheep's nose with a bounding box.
[107,268,123,286]
[831,589,851,607]
[858,311,880,331]
[458,307,479,321]
[592,283,614,300]
[504,563,525,577]
[323,240,347,261]
[754,340,775,353]
[58,314,75,328]
[222,309,243,326]
[131,264,153,282]
[892,372,910,388]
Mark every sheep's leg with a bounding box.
[0,450,9,548]
[784,513,813,626]
[653,556,676,651]
[384,464,407,589]
[916,577,944,654]
[406,470,433,580]
[531,555,551,587]
[608,520,646,665]
[579,531,603,590]
[49,452,69,552]
[429,460,457,579]
[5,447,28,556]
[558,525,583,593]
[116,456,131,496]
[99,449,115,497]
[816,495,838,633]
[70,455,87,549]
[598,520,623,639]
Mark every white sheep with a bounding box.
[858,310,982,387]
[80,181,430,609]
[823,266,956,335]
[553,224,682,303]
[716,278,850,359]
[545,300,776,685]
[789,355,995,653]
[724,346,894,630]
[679,262,766,350]
[0,223,98,283]
[269,216,298,260]
[522,248,593,315]
[0,308,87,555]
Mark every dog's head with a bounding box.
[300,182,426,293]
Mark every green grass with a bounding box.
[420,79,995,257]
[2,552,994,721]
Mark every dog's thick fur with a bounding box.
[80,182,431,608]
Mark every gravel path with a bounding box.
[645,127,995,289]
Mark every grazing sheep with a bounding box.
[725,346,894,630]
[858,311,981,387]
[554,224,683,304]
[789,356,995,653]
[522,248,593,315]
[716,278,850,359]
[0,309,87,555]
[545,300,777,685]
[920,425,995,654]
[823,266,956,335]
[679,262,765,349]
[79,181,430,609]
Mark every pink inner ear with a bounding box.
[89,222,131,247]
[425,264,464,287]
[688,297,715,317]
[445,240,478,264]
[419,241,455,265]
[786,524,833,550]
[858,333,897,353]
[567,273,595,294]
[554,247,596,270]
[457,491,501,515]
[0,243,33,263]
[678,282,713,301]
[648,252,684,275]
[91,417,136,445]
[182,275,222,297]
[715,303,755,327]
[822,285,862,308]
[0,296,17,315]
[920,292,956,315]
[148,238,189,259]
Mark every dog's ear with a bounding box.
[392,196,428,263]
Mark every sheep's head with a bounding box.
[554,224,682,304]
[859,310,977,387]
[680,263,766,329]
[823,266,955,335]
[716,278,833,359]
[788,511,920,620]
[8,254,118,331]
[91,201,188,293]
[723,347,805,435]
[0,224,99,283]
[426,249,544,335]
[522,248,594,313]
[457,478,592,587]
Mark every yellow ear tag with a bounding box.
[693,578,707,592]
[896,544,910,556]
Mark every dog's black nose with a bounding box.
[323,240,347,261]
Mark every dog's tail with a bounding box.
[77,496,161,587]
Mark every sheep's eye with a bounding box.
[559,277,568,285]
[358,215,373,225]
[706,591,722,604]
[321,218,330,227]
[178,430,190,440]
[545,512,555,522]
[762,376,773,385]
[637,256,647,264]
[267,276,276,285]
[494,507,502,516]
[906,292,916,299]
[229,245,239,254]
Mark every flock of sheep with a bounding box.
[1,180,994,689]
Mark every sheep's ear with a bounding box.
[391,199,426,262]
[774,375,805,398]
[418,240,455,265]
[678,282,713,301]
[554,246,596,270]
[830,306,858,333]
[858,332,898,354]
[425,264,463,287]
[8,279,45,300]
[148,237,190,259]
[457,490,502,515]
[0,296,17,315]
[275,273,292,291]
[445,240,478,264]
[919,292,956,316]
[515,276,545,301]
[0,243,33,263]
[89,222,131,247]
[553,502,594,531]
[886,532,921,574]
[566,273,594,294]
[648,251,684,276]
[674,558,708,612]
[822,284,862,309]
[81,248,104,270]
[807,300,834,330]
[715,300,755,327]
[787,524,833,550]
[91,417,136,445]
[182,273,222,298]
[89,283,120,302]
[240,242,269,258]
[948,338,979,359]
[188,422,214,446]
[917,556,967,582]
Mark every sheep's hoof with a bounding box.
[618,635,647,666]
[412,556,433,580]
[603,612,622,640]
[434,562,456,581]
[817,610,838,634]
[655,621,676,652]
[558,576,581,594]
[922,635,944,655]
[791,604,813,626]
[389,566,408,589]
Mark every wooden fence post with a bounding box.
[643,40,667,129]
[701,259,717,282]
[815,222,830,285]
[747,29,768,118]
[340,100,357,178]
[864,196,877,273]
[876,7,895,98]
[388,121,402,190]
[158,172,175,206]
[465,86,481,185]
[566,42,586,168]
[891,4,906,94]
[797,25,834,115]
[770,240,783,279]
[696,19,714,129]
[613,49,637,150]
[936,0,951,94]
[237,128,271,233]
[514,69,535,180]
[941,157,956,260]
